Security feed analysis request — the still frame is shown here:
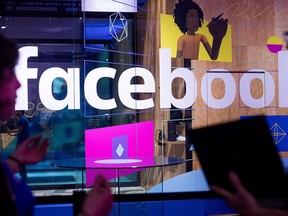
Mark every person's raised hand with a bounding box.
[211,172,263,216]
[11,135,49,165]
[79,174,113,216]
[208,17,228,41]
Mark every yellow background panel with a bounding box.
[160,13,232,62]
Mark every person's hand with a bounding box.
[211,172,288,216]
[11,135,49,165]
[208,17,228,41]
[211,172,265,216]
[79,174,113,216]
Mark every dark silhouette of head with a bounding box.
[173,0,204,34]
[0,34,18,78]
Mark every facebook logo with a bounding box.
[112,135,128,159]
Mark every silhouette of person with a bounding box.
[0,33,113,216]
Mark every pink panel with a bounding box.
[85,121,154,186]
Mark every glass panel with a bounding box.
[0,1,284,204]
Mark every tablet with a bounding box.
[187,115,288,208]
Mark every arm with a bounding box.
[202,40,222,61]
[176,36,184,58]
[176,50,183,58]
[211,172,288,216]
[6,135,49,174]
[205,18,228,60]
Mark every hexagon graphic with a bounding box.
[109,12,128,42]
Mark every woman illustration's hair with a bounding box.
[173,0,204,34]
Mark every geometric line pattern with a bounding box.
[109,12,128,42]
[270,123,286,145]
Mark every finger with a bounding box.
[95,174,111,193]
[20,137,34,148]
[36,138,49,158]
[211,185,240,209]
[89,175,105,195]
[211,185,235,200]
[39,138,49,151]
[222,19,228,26]
[39,138,49,158]
[228,172,244,192]
[229,172,255,201]
[97,174,109,189]
[30,135,42,149]
[101,176,111,191]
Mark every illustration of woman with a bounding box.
[173,0,228,60]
